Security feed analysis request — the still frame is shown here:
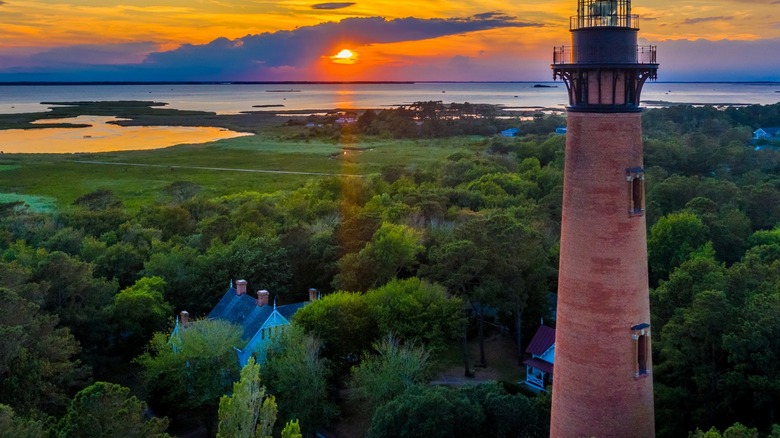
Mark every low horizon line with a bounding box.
[2,80,780,86]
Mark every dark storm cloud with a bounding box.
[681,16,734,25]
[28,43,158,66]
[311,2,355,9]
[141,15,540,76]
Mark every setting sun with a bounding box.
[330,49,358,65]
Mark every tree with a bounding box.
[56,382,169,438]
[366,385,484,438]
[364,278,464,353]
[349,335,431,413]
[293,291,377,371]
[423,212,549,366]
[30,250,117,355]
[654,290,737,436]
[0,404,45,438]
[136,319,242,433]
[217,357,277,438]
[281,420,303,438]
[72,189,123,210]
[647,211,710,286]
[0,288,87,416]
[650,252,726,330]
[462,382,548,438]
[689,423,761,438]
[142,244,200,313]
[262,325,336,436]
[722,290,780,431]
[111,276,173,357]
[333,222,423,291]
[195,234,291,310]
[93,242,147,288]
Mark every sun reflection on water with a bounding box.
[0,115,251,154]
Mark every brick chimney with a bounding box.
[180,310,190,328]
[308,288,319,301]
[236,279,247,295]
[257,290,269,307]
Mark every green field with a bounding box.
[0,102,478,209]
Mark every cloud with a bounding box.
[680,16,734,25]
[472,12,515,21]
[138,15,540,79]
[0,1,6,5]
[27,43,158,66]
[311,2,355,9]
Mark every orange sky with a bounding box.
[0,0,779,81]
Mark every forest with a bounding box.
[1,102,780,437]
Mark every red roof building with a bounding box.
[523,325,556,390]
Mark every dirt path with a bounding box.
[432,334,524,386]
[71,160,365,177]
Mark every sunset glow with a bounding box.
[0,0,778,81]
[330,49,358,65]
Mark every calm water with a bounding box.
[0,82,778,153]
[0,115,250,153]
[1,82,779,115]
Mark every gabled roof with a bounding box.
[207,287,306,342]
[757,127,780,135]
[526,325,556,356]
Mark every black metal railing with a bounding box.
[552,45,656,64]
[570,14,639,29]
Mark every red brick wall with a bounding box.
[550,112,655,437]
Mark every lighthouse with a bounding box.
[550,0,658,436]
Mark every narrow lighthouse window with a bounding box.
[626,167,645,216]
[631,323,650,377]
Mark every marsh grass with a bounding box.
[0,103,476,209]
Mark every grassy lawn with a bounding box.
[0,103,477,209]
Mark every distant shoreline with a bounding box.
[1,80,780,86]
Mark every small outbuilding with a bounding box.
[523,325,555,390]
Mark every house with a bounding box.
[501,128,520,137]
[173,279,314,366]
[753,127,780,140]
[523,325,555,390]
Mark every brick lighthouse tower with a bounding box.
[550,0,658,436]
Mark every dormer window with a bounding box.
[626,167,645,216]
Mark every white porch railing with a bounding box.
[526,373,545,388]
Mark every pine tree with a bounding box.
[217,357,277,438]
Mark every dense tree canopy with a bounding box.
[1,102,780,435]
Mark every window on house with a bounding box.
[626,167,645,216]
